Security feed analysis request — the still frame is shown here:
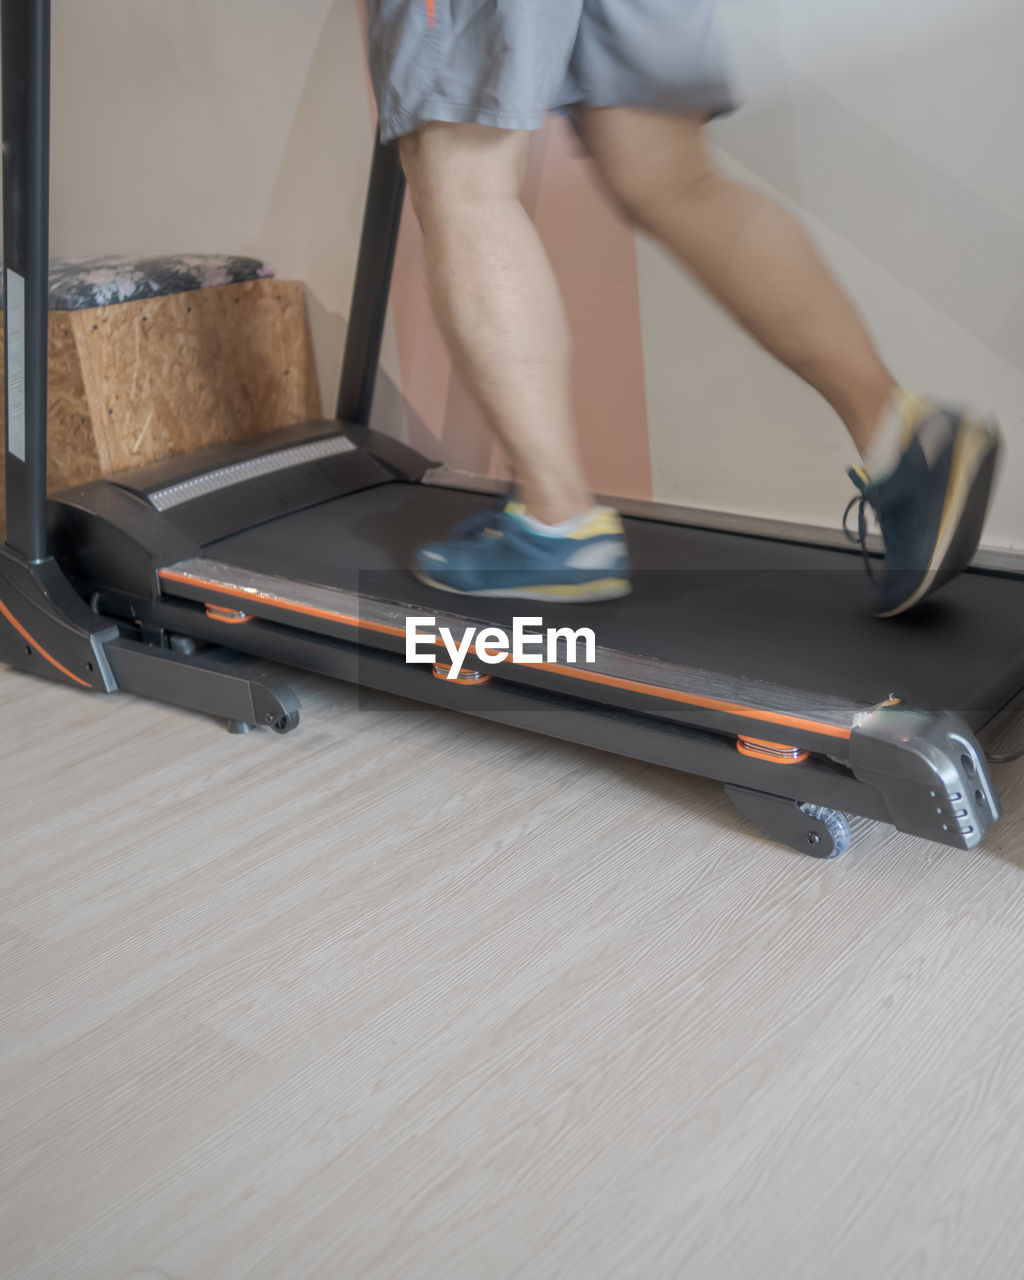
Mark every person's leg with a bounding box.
[577,106,897,456]
[397,121,630,602]
[366,0,629,603]
[399,123,593,525]
[577,103,1001,615]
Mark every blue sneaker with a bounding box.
[845,395,1003,617]
[412,501,632,602]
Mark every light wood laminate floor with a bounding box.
[2,665,1024,1279]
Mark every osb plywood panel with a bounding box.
[48,313,102,488]
[72,278,321,475]
[0,314,98,533]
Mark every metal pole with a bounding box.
[336,135,406,428]
[2,0,51,561]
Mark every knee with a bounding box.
[601,160,720,232]
[399,124,528,228]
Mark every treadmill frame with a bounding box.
[49,429,1007,853]
[1,0,1018,855]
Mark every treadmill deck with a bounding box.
[168,482,1024,733]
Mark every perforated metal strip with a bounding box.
[148,437,356,511]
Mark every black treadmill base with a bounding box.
[128,592,894,827]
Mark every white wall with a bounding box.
[34,0,1024,549]
[643,0,1024,548]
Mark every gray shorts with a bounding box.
[367,0,737,144]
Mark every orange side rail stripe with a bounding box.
[161,568,405,641]
[0,599,93,689]
[425,0,436,26]
[525,662,851,740]
[158,568,853,741]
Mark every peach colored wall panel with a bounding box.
[530,122,652,500]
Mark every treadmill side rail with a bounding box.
[155,556,876,752]
[850,704,1000,850]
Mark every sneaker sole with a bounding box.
[875,414,1003,619]
[412,572,633,604]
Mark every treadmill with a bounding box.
[3,0,1023,858]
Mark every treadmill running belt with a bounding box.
[203,483,1024,730]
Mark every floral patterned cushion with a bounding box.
[3,254,275,311]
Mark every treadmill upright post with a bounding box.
[336,135,407,429]
[2,0,51,563]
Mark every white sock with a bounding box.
[862,393,907,482]
[861,388,932,481]
[517,505,602,537]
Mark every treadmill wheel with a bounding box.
[269,710,301,734]
[797,805,852,859]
